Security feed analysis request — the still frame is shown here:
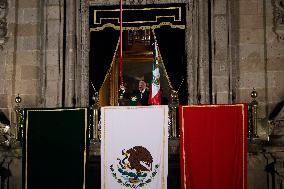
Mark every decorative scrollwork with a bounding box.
[0,123,10,147]
[275,0,284,10]
[127,0,161,5]
[272,0,284,42]
[0,0,8,20]
[0,0,8,49]
[128,0,144,5]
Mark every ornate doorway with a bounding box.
[89,4,188,106]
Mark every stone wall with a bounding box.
[236,0,265,112]
[0,0,43,187]
[211,0,235,104]
[42,0,63,107]
[0,0,42,124]
[0,0,89,117]
[236,0,284,119]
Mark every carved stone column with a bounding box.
[79,0,90,107]
[64,0,77,107]
[186,0,197,104]
[187,0,210,104]
[64,0,90,107]
[39,0,90,107]
[211,0,236,104]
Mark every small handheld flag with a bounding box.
[149,40,161,105]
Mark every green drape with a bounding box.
[23,108,88,189]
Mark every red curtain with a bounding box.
[180,104,247,189]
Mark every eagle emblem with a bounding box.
[110,146,159,188]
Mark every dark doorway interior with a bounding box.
[89,4,188,106]
[89,27,188,105]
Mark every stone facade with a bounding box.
[0,0,283,124]
[0,0,284,189]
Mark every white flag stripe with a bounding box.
[101,106,168,189]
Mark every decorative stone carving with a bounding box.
[268,101,284,145]
[128,0,144,5]
[0,0,8,49]
[272,0,284,42]
[127,0,162,4]
[269,120,284,146]
[264,102,284,188]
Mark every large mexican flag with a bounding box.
[101,106,168,189]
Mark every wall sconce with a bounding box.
[0,0,8,49]
[250,88,259,138]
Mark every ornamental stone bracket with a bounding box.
[272,0,284,42]
[0,0,8,49]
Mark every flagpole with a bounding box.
[119,0,123,86]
